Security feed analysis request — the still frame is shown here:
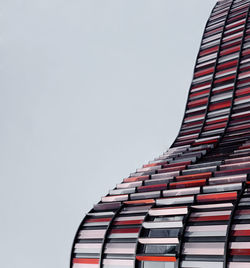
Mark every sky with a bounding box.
[1,0,217,267]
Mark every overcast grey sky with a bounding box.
[1,1,217,267]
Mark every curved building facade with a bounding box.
[71,0,250,267]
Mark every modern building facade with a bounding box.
[71,0,250,267]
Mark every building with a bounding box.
[70,0,250,267]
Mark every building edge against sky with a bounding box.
[71,0,250,267]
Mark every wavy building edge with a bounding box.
[70,0,250,267]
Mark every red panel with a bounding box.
[230,249,250,256]
[228,13,247,23]
[215,167,250,176]
[204,122,227,131]
[85,218,111,223]
[136,256,177,262]
[223,32,243,42]
[197,192,237,203]
[189,215,230,222]
[214,74,236,84]
[113,220,143,225]
[235,209,250,215]
[224,26,244,36]
[164,161,191,168]
[212,85,234,94]
[124,199,155,205]
[73,258,99,264]
[123,175,149,183]
[182,120,203,128]
[228,123,250,132]
[239,71,250,79]
[169,179,206,189]
[232,111,250,119]
[143,162,168,168]
[217,59,238,70]
[189,89,210,98]
[209,100,231,111]
[176,172,212,181]
[239,65,250,72]
[194,68,214,78]
[242,48,250,56]
[188,97,209,108]
[206,117,228,125]
[231,230,250,236]
[226,20,245,30]
[239,145,250,150]
[204,26,223,36]
[137,183,167,192]
[216,67,237,76]
[179,129,200,136]
[233,5,249,13]
[220,45,241,56]
[235,95,250,103]
[237,77,250,86]
[199,45,219,57]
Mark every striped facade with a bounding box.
[70,0,250,267]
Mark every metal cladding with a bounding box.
[70,0,250,267]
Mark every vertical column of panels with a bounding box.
[174,0,232,148]
[197,0,250,145]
